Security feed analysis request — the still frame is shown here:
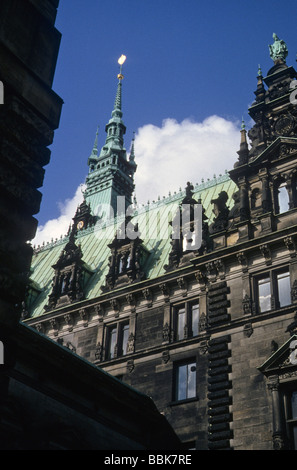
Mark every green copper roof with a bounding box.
[29,173,237,318]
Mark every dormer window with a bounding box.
[102,217,147,291]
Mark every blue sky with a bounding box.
[33,0,297,243]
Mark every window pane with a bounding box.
[291,391,297,419]
[108,327,117,359]
[122,324,129,355]
[258,277,271,312]
[191,303,199,337]
[177,364,187,400]
[177,307,186,340]
[187,363,196,398]
[176,362,196,401]
[278,183,289,214]
[293,426,297,450]
[277,271,291,307]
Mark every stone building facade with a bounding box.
[26,34,297,450]
[0,0,181,450]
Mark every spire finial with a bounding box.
[257,64,262,77]
[117,54,126,81]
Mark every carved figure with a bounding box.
[209,191,229,233]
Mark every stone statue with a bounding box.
[269,33,288,63]
[209,191,229,234]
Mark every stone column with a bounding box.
[267,375,285,450]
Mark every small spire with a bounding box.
[91,126,99,156]
[234,118,249,167]
[129,132,137,172]
[129,132,136,162]
[257,64,262,77]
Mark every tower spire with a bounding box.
[84,55,137,217]
[87,125,99,168]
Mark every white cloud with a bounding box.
[133,116,240,204]
[32,115,241,245]
[32,185,85,246]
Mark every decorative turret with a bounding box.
[229,34,297,242]
[84,55,137,218]
[234,119,249,168]
[87,125,99,169]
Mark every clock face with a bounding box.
[77,220,84,230]
[274,115,294,136]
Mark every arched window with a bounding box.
[277,180,290,214]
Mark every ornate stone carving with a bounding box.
[243,322,253,337]
[142,288,152,307]
[165,182,210,271]
[102,216,147,291]
[194,270,207,291]
[94,304,104,322]
[177,277,187,296]
[209,191,230,234]
[44,233,86,311]
[284,236,296,258]
[64,313,73,332]
[198,339,208,355]
[237,252,248,272]
[242,294,252,315]
[162,350,170,364]
[160,283,170,302]
[127,359,134,373]
[127,333,135,354]
[49,318,58,336]
[110,299,120,315]
[198,312,207,332]
[162,322,170,343]
[126,293,136,312]
[259,244,272,265]
[79,308,88,327]
[95,342,103,361]
[291,281,297,303]
[35,322,44,334]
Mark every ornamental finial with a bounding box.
[269,33,288,64]
[117,54,126,80]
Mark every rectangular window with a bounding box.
[283,388,297,449]
[107,326,117,359]
[176,306,186,340]
[190,302,199,337]
[175,360,196,401]
[106,322,129,359]
[277,271,291,307]
[121,323,130,355]
[173,300,199,341]
[258,276,271,313]
[256,268,291,313]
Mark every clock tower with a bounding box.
[83,57,137,221]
